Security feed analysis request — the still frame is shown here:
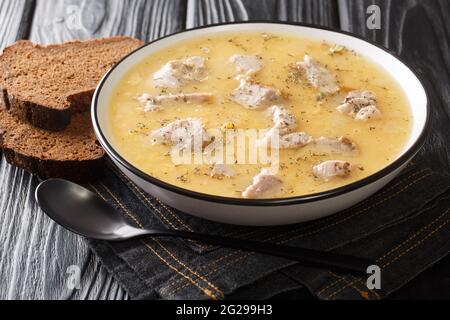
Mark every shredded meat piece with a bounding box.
[313,136,358,154]
[242,168,282,199]
[279,132,313,149]
[210,163,234,178]
[313,160,352,181]
[269,105,297,135]
[153,56,207,88]
[259,106,306,149]
[231,79,281,109]
[229,54,263,78]
[336,90,381,120]
[294,55,340,94]
[137,92,214,112]
[150,118,211,151]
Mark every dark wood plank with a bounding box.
[338,0,450,173]
[0,0,186,300]
[0,0,44,300]
[0,0,35,49]
[186,0,339,28]
[3,0,445,300]
[31,0,186,43]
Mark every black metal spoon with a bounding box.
[35,179,373,275]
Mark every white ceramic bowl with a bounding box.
[92,22,429,226]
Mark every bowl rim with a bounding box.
[92,21,430,207]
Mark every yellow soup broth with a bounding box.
[108,32,411,198]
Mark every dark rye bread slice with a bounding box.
[0,36,143,131]
[0,108,105,181]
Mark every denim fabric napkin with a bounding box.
[87,159,450,300]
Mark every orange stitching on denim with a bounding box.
[317,278,343,296]
[327,274,382,300]
[269,172,434,298]
[163,170,432,294]
[381,213,450,269]
[141,241,219,300]
[153,238,225,299]
[169,170,435,298]
[352,276,382,300]
[93,182,223,299]
[327,272,369,300]
[154,198,194,231]
[100,183,222,297]
[327,213,450,300]
[160,250,240,296]
[329,209,450,299]
[266,170,431,243]
[319,208,447,298]
[377,211,449,263]
[115,165,194,231]
[276,172,433,245]
[91,184,215,296]
[108,164,193,231]
[163,251,253,297]
[325,277,361,300]
[317,271,356,295]
[90,183,143,228]
[325,275,382,300]
[119,176,178,229]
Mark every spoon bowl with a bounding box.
[35,179,136,240]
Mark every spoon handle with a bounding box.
[147,229,372,275]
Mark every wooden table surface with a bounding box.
[0,0,449,300]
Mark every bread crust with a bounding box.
[0,36,142,179]
[0,37,143,131]
[0,110,105,182]
[4,90,73,131]
[2,147,104,182]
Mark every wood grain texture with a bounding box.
[0,0,35,49]
[1,0,449,300]
[31,0,186,43]
[0,159,128,299]
[0,0,186,300]
[338,0,450,173]
[186,0,339,28]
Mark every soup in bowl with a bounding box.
[92,23,428,225]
